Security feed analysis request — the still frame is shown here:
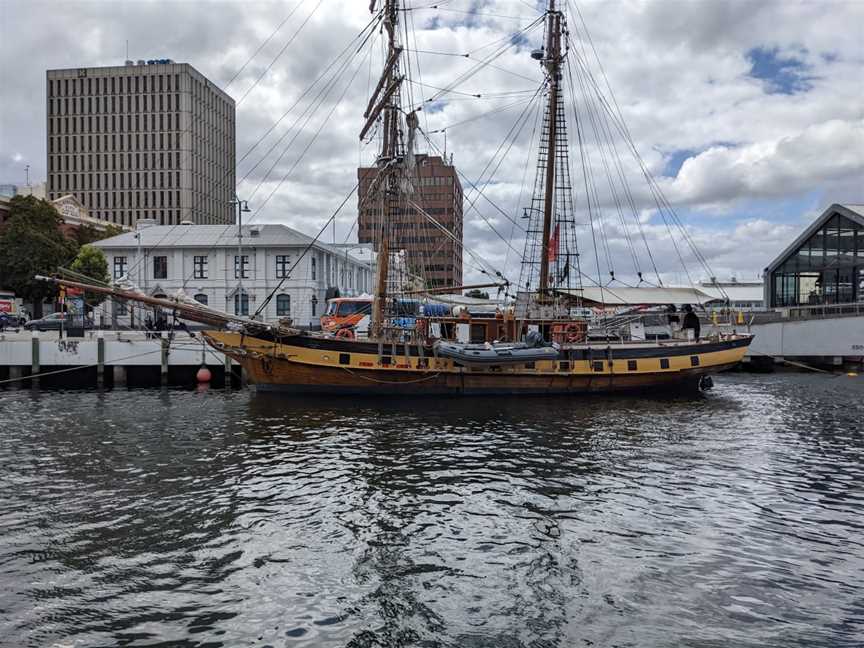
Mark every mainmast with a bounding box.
[538,0,562,298]
[363,0,405,338]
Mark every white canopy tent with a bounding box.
[556,286,721,306]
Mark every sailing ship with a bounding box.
[44,0,752,395]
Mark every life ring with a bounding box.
[564,322,585,343]
[336,328,355,340]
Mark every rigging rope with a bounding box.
[111,9,384,284]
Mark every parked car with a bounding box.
[24,313,93,332]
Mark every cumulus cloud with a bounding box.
[668,119,864,207]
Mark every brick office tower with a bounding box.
[46,60,235,228]
[357,154,463,288]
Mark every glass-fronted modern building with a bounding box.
[764,204,864,307]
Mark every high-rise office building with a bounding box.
[46,60,235,227]
[357,154,463,288]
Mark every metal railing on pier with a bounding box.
[780,302,864,320]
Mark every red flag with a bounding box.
[547,223,560,263]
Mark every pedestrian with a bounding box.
[681,304,701,341]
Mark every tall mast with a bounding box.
[365,0,403,337]
[538,0,562,298]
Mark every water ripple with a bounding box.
[0,373,862,647]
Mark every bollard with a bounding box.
[96,330,105,388]
[31,330,40,389]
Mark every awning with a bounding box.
[556,286,720,306]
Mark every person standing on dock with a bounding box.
[682,305,701,341]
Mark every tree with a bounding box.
[465,289,489,299]
[0,196,78,317]
[69,244,111,308]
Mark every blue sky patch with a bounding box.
[425,99,448,114]
[664,149,698,177]
[662,142,737,178]
[746,46,814,95]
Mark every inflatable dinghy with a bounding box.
[433,340,559,367]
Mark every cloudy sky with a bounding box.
[1,0,862,287]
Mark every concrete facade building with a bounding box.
[357,154,463,288]
[46,61,235,228]
[92,223,374,327]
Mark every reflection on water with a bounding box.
[0,374,862,647]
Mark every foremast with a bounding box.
[363,0,406,338]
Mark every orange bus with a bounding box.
[320,296,373,332]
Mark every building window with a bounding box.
[311,256,317,281]
[234,255,249,279]
[276,255,291,278]
[193,293,208,305]
[153,255,167,279]
[311,295,318,317]
[193,255,208,279]
[113,256,127,279]
[276,294,291,316]
[234,292,249,316]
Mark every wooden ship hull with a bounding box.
[204,331,752,395]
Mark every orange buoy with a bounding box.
[196,366,212,383]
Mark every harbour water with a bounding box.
[0,374,862,647]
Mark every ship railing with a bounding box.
[590,313,644,334]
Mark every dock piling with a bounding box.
[160,333,169,387]
[30,331,39,388]
[96,331,105,388]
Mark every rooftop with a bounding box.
[92,224,373,266]
[765,203,864,273]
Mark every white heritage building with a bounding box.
[93,222,374,327]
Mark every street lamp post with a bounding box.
[230,196,251,317]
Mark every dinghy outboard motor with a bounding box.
[525,330,544,348]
